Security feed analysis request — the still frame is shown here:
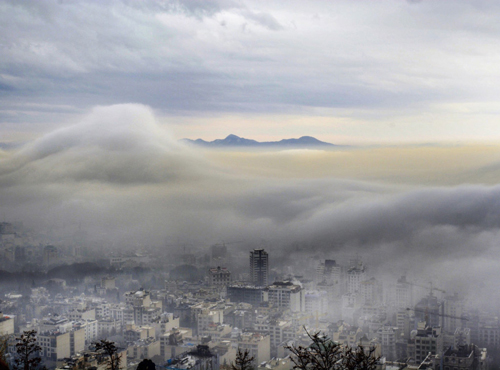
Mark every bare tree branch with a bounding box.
[284,328,379,370]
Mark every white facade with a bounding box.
[267,282,305,312]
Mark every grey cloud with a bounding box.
[4,0,500,128]
[240,10,283,30]
[164,0,283,30]
[164,0,240,18]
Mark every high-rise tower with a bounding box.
[250,249,269,287]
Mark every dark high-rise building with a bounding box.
[250,249,269,287]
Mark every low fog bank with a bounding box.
[2,104,500,309]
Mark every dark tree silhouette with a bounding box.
[14,330,42,370]
[284,329,379,370]
[231,348,255,370]
[136,359,156,370]
[0,335,10,370]
[343,345,379,370]
[94,339,121,370]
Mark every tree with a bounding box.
[93,339,121,370]
[342,345,379,370]
[231,348,255,370]
[14,330,41,370]
[0,335,10,370]
[136,359,156,370]
[284,329,379,370]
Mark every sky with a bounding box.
[2,0,500,143]
[3,1,500,307]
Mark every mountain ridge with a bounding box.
[181,134,337,148]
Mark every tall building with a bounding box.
[377,326,397,361]
[347,264,365,294]
[395,275,413,310]
[442,293,464,334]
[250,249,269,287]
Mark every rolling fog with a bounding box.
[1,104,500,309]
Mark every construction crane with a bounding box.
[407,307,469,330]
[408,307,468,321]
[303,311,328,328]
[404,280,446,296]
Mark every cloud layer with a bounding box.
[2,105,500,307]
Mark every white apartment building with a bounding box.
[267,282,304,312]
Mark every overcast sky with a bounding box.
[3,0,500,143]
[4,1,500,306]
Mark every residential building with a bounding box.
[412,322,443,364]
[208,267,231,287]
[235,332,271,365]
[38,326,85,362]
[267,281,304,312]
[227,284,267,306]
[442,344,488,370]
[347,264,365,294]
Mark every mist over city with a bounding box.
[2,2,500,370]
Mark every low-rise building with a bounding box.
[208,267,231,286]
[38,327,85,363]
[235,332,271,365]
[127,337,161,361]
[267,282,304,312]
[413,323,443,364]
[227,284,267,306]
[165,345,219,370]
[441,344,487,370]
[124,325,155,342]
[258,357,294,370]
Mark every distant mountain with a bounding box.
[181,134,337,148]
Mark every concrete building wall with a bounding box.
[0,314,14,335]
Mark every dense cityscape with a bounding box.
[0,220,495,370]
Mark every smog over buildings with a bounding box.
[2,1,500,370]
